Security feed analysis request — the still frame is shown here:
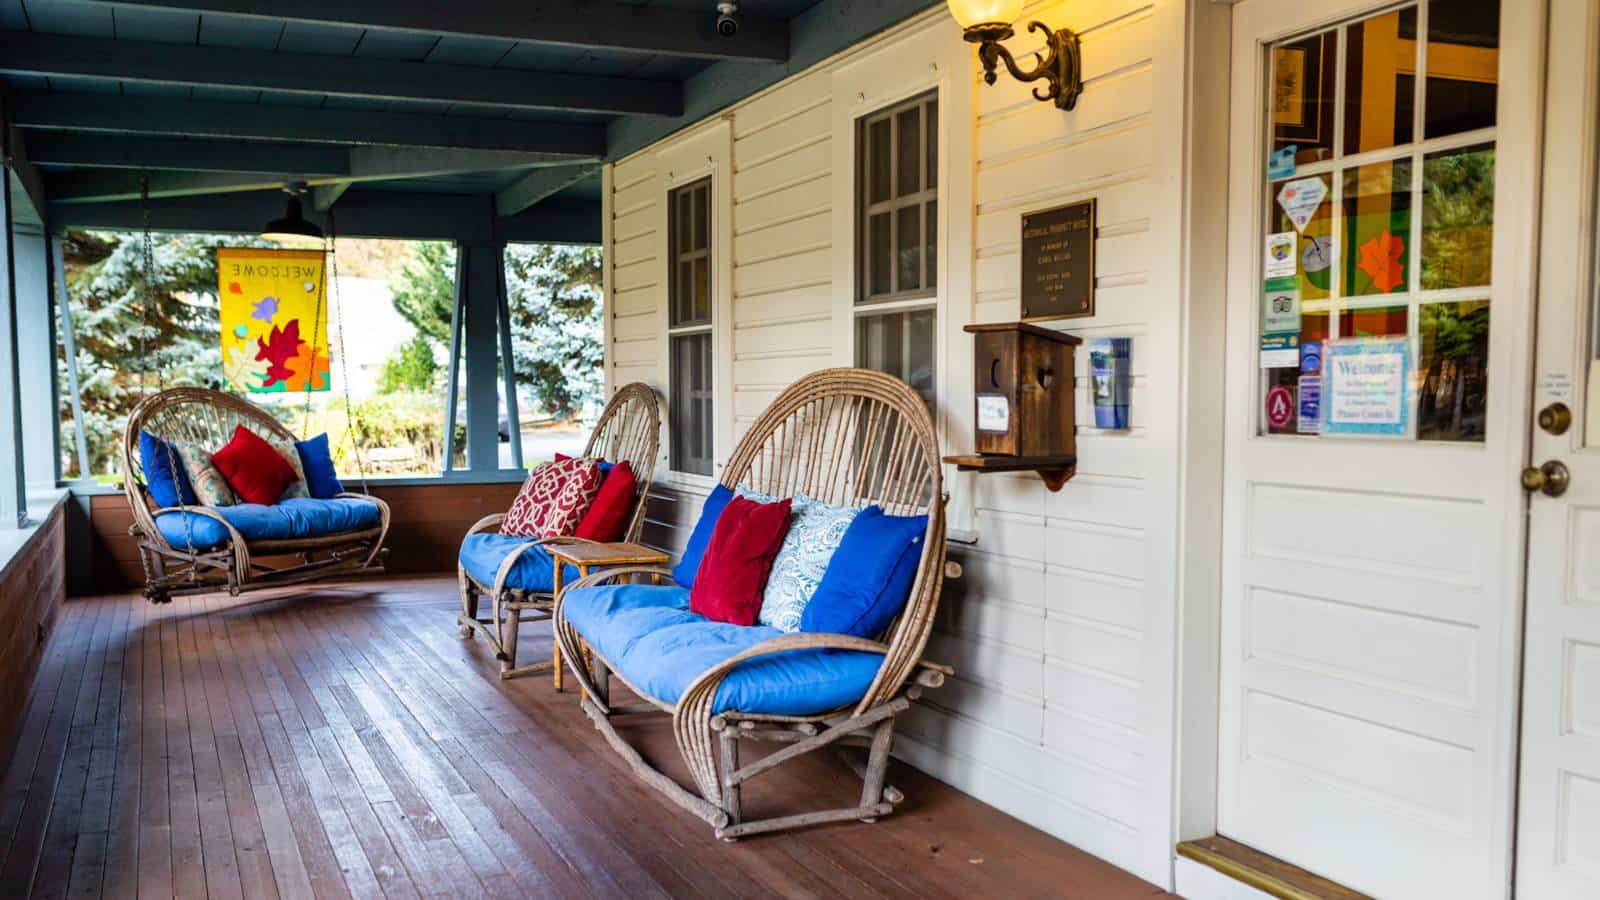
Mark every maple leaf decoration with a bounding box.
[255,319,305,388]
[283,338,330,392]
[1356,230,1406,293]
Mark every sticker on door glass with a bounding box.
[976,394,1010,432]
[1260,278,1301,368]
[1268,145,1297,180]
[1321,337,1412,437]
[1276,176,1328,232]
[1297,375,1321,434]
[1265,232,1298,279]
[1265,385,1295,430]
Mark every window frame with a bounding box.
[852,89,942,415]
[666,176,716,477]
[855,90,940,307]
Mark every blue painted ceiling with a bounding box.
[0,0,936,236]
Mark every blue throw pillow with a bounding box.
[295,433,345,499]
[801,506,928,638]
[672,484,735,588]
[139,431,197,508]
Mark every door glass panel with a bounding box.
[1257,0,1497,443]
[1417,300,1489,441]
[1342,159,1412,297]
[1421,144,1494,289]
[1423,0,1500,139]
[1342,9,1418,156]
[1272,31,1338,167]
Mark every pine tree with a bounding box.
[60,230,272,476]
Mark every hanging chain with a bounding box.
[301,196,327,437]
[138,174,197,559]
[326,210,371,496]
[138,174,155,394]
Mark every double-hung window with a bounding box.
[855,90,939,414]
[667,178,715,476]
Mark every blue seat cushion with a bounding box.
[563,583,884,716]
[458,533,579,593]
[154,497,383,550]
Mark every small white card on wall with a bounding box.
[976,394,1010,433]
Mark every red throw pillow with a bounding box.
[503,457,603,538]
[211,425,300,505]
[570,460,638,542]
[689,495,793,626]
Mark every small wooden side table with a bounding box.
[547,541,670,692]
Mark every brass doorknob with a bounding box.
[1521,460,1571,497]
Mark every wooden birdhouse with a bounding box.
[945,322,1081,491]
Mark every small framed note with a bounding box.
[976,394,1011,433]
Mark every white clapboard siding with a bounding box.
[603,0,1175,888]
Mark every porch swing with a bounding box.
[120,181,391,603]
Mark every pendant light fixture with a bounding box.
[261,183,325,245]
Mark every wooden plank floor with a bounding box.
[0,576,1172,899]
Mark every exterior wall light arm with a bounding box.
[967,21,1082,111]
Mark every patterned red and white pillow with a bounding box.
[502,457,604,539]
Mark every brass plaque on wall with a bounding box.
[1020,199,1096,321]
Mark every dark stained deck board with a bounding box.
[0,577,1172,899]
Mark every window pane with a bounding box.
[1421,144,1494,290]
[896,106,922,198]
[897,205,922,292]
[868,117,892,205]
[925,98,938,189]
[693,257,711,323]
[676,259,692,324]
[1342,9,1417,156]
[868,212,892,296]
[670,332,713,475]
[925,200,938,290]
[1417,299,1489,441]
[1272,30,1338,166]
[1424,0,1500,139]
[1338,304,1408,338]
[693,185,709,251]
[1342,158,1413,297]
[857,309,936,416]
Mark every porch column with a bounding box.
[11,224,56,488]
[457,239,507,473]
[0,124,25,526]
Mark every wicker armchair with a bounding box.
[457,382,662,678]
[552,368,951,839]
[121,387,391,603]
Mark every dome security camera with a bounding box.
[716,2,739,37]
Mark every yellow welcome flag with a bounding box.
[217,248,330,393]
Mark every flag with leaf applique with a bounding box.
[217,248,330,393]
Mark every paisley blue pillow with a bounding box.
[754,491,860,633]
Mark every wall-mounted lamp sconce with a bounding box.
[946,0,1083,111]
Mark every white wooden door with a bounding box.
[1220,1,1540,897]
[1516,0,1600,894]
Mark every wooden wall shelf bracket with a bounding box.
[943,454,1077,492]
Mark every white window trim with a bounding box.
[652,118,735,492]
[829,19,976,527]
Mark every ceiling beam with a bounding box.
[7,92,607,155]
[0,31,681,117]
[312,183,352,213]
[495,163,598,217]
[47,188,600,243]
[23,134,352,176]
[47,148,580,204]
[85,0,789,63]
